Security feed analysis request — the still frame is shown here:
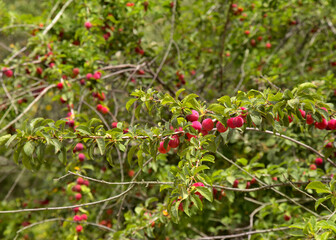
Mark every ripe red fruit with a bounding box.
[138,69,145,75]
[185,133,196,141]
[97,92,105,101]
[81,214,88,221]
[123,128,129,134]
[315,118,328,129]
[233,180,239,188]
[244,30,250,35]
[257,36,263,41]
[101,107,109,114]
[202,118,214,131]
[36,67,43,75]
[83,180,89,186]
[85,21,92,29]
[126,2,134,7]
[78,153,85,162]
[76,225,83,233]
[306,114,314,125]
[191,121,202,132]
[73,207,79,213]
[96,104,103,112]
[216,121,228,133]
[246,181,251,189]
[315,158,323,166]
[227,118,235,128]
[288,115,293,123]
[325,142,333,148]
[328,119,336,130]
[265,42,272,49]
[73,68,80,77]
[158,141,171,154]
[251,178,256,185]
[168,135,180,148]
[49,63,55,68]
[57,82,63,90]
[75,193,82,201]
[3,68,13,77]
[233,117,244,128]
[231,3,237,8]
[75,143,84,152]
[272,177,278,181]
[72,185,81,192]
[310,164,317,170]
[80,79,86,85]
[67,120,75,128]
[128,170,135,177]
[226,52,231,57]
[73,215,81,222]
[250,39,256,46]
[111,122,118,128]
[299,109,306,118]
[93,72,101,80]
[77,177,85,185]
[186,110,199,122]
[86,73,93,80]
[284,215,291,221]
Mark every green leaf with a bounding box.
[96,138,105,155]
[51,139,62,153]
[217,95,231,107]
[195,187,213,202]
[23,142,34,157]
[193,165,210,175]
[315,195,331,210]
[176,88,185,99]
[288,98,300,109]
[160,185,173,192]
[182,94,199,104]
[200,155,215,163]
[306,181,331,194]
[75,126,91,135]
[297,83,316,93]
[126,98,137,111]
[5,134,17,147]
[190,194,203,210]
[127,145,137,165]
[0,134,11,145]
[237,158,248,166]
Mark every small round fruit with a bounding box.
[233,117,244,128]
[328,119,336,130]
[284,215,291,221]
[78,153,85,162]
[216,121,228,133]
[158,141,171,154]
[306,114,314,125]
[128,170,135,178]
[186,110,199,122]
[77,177,85,185]
[76,225,83,232]
[232,179,239,188]
[191,121,202,132]
[85,21,92,29]
[310,164,317,170]
[75,193,82,201]
[315,158,323,166]
[202,118,214,131]
[315,118,328,130]
[57,82,63,90]
[75,143,84,152]
[168,135,180,148]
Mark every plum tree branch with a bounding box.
[245,127,336,167]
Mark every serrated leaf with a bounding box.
[306,181,331,194]
[126,98,137,111]
[75,126,91,135]
[127,145,137,165]
[5,134,17,147]
[193,165,210,175]
[200,155,215,163]
[195,187,213,202]
[190,194,203,210]
[23,142,34,156]
[176,88,185,99]
[96,138,105,155]
[0,134,11,145]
